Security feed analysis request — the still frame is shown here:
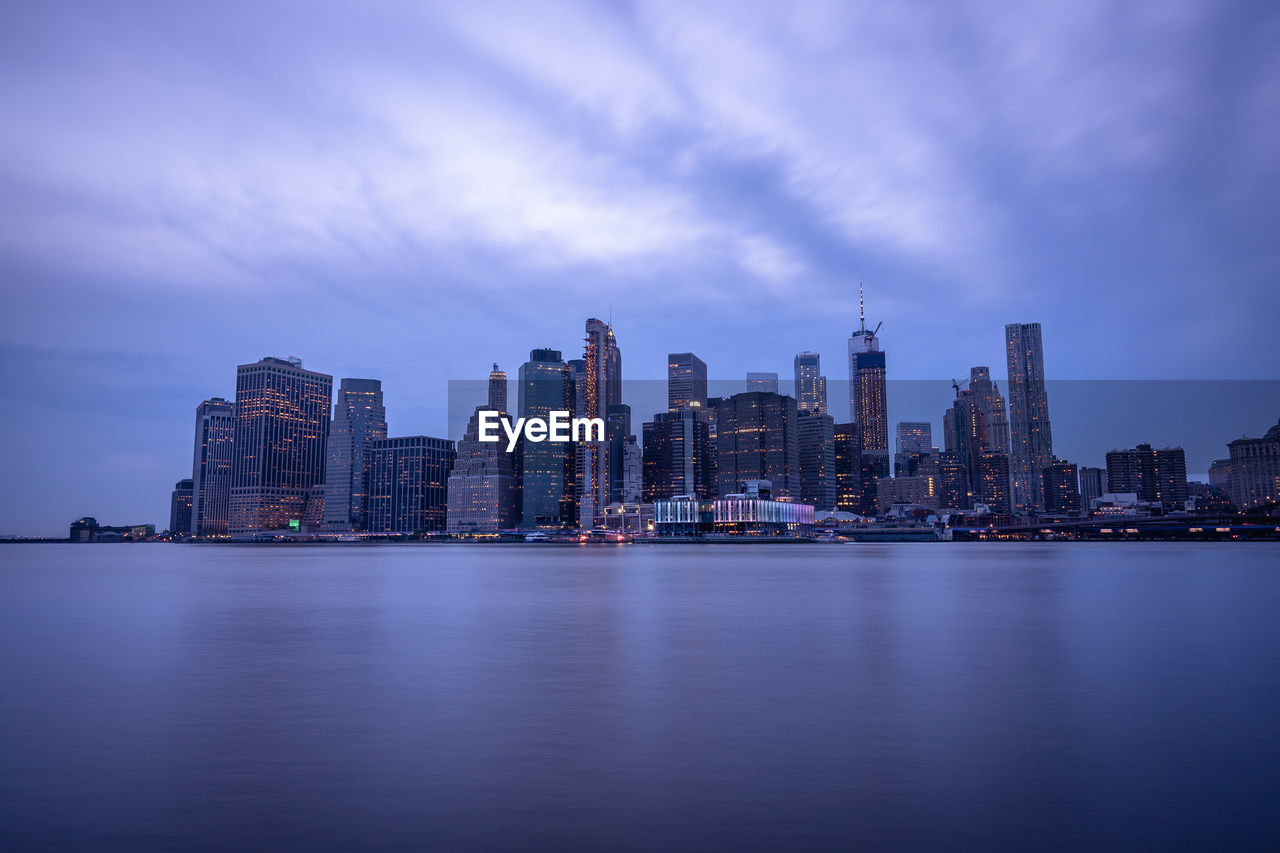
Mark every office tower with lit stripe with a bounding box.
[797,410,836,510]
[229,357,332,535]
[190,396,234,536]
[322,378,387,532]
[446,364,522,534]
[576,318,619,526]
[668,353,708,411]
[519,348,572,528]
[849,285,889,504]
[1005,323,1054,513]
[794,351,827,415]
[367,436,455,533]
[714,391,800,498]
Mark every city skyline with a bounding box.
[2,1,1279,534]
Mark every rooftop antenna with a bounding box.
[859,282,865,333]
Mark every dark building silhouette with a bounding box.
[714,391,800,498]
[642,407,714,501]
[1105,444,1188,506]
[367,436,455,534]
[834,422,862,513]
[169,479,193,534]
[1079,466,1105,508]
[1042,459,1081,515]
[229,356,332,536]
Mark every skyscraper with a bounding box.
[797,410,836,510]
[366,436,455,534]
[714,391,800,497]
[642,408,715,501]
[519,348,572,528]
[976,452,1011,515]
[746,372,779,393]
[446,365,522,535]
[577,318,620,526]
[322,378,387,532]
[793,351,827,415]
[1005,323,1054,513]
[229,356,332,536]
[170,478,193,534]
[190,396,233,536]
[849,285,888,497]
[833,422,862,513]
[667,353,708,411]
[1079,466,1105,508]
[488,363,507,414]
[894,421,933,476]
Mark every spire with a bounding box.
[859,281,865,333]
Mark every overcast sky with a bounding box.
[1,0,1277,535]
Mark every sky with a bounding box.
[1,0,1277,535]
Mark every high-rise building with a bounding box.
[576,318,620,527]
[190,397,234,536]
[876,476,937,514]
[944,392,986,490]
[620,436,643,504]
[667,353,708,411]
[714,391,800,497]
[1005,323,1054,513]
[367,436,455,534]
[1227,419,1280,510]
[849,287,888,499]
[976,452,1011,515]
[1208,459,1233,492]
[607,403,632,506]
[322,378,387,532]
[746,372,779,394]
[229,357,332,536]
[937,452,971,511]
[519,348,572,528]
[1105,444,1188,506]
[834,422,862,513]
[797,410,836,510]
[170,478,193,534]
[1042,459,1081,515]
[1079,466,1106,508]
[894,421,933,477]
[967,367,1010,456]
[793,352,827,415]
[446,367,522,535]
[488,363,507,414]
[642,407,715,501]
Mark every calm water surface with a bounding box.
[2,542,1279,850]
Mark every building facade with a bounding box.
[1079,466,1106,508]
[793,351,827,415]
[1005,323,1054,513]
[976,452,1011,515]
[322,378,387,532]
[1105,444,1188,506]
[170,478,193,534]
[667,352,708,411]
[446,369,522,535]
[518,348,573,528]
[1227,419,1280,510]
[642,407,715,501]
[714,391,801,498]
[190,396,234,536]
[229,357,332,536]
[367,436,455,534]
[797,410,836,510]
[1042,459,1081,515]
